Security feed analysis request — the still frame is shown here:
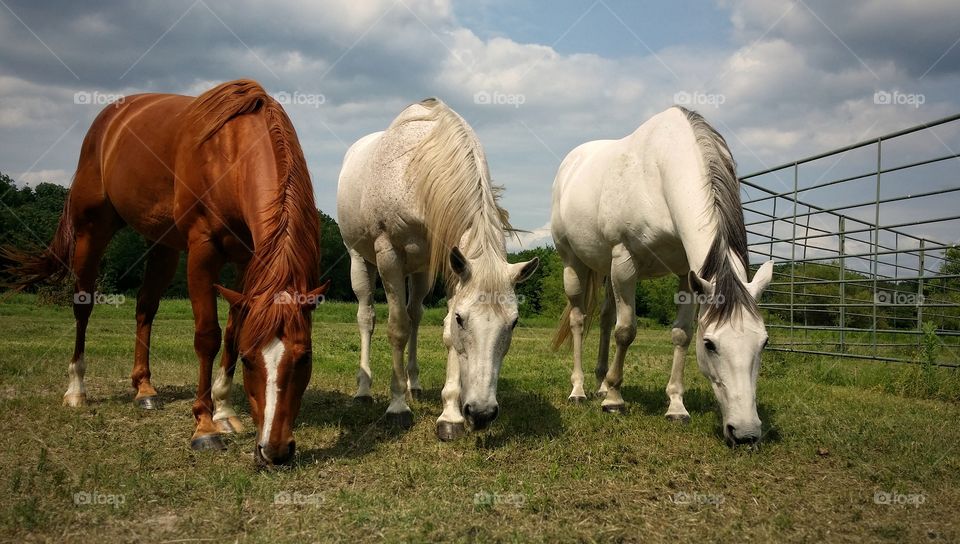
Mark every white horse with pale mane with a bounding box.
[551,106,774,446]
[337,98,538,440]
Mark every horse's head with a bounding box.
[688,261,773,447]
[216,280,330,466]
[444,247,538,430]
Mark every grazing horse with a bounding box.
[551,106,774,446]
[337,98,538,440]
[4,80,327,465]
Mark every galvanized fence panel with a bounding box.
[739,114,960,367]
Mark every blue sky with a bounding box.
[1,0,959,259]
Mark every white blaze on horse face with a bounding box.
[259,337,285,444]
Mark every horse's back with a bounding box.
[552,107,697,276]
[336,103,437,263]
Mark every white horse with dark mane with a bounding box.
[337,98,538,440]
[551,106,774,446]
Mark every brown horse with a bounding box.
[5,79,327,465]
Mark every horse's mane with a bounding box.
[399,98,514,293]
[187,79,320,348]
[677,106,758,325]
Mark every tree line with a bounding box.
[2,172,957,329]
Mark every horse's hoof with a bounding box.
[385,411,414,429]
[215,416,244,434]
[436,421,466,442]
[409,388,423,401]
[665,413,691,424]
[135,396,161,410]
[568,395,587,404]
[602,403,626,414]
[190,434,227,451]
[353,395,374,405]
[62,393,86,407]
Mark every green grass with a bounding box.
[1,295,959,542]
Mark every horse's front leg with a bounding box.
[375,237,413,428]
[436,310,466,441]
[186,240,226,450]
[665,273,695,423]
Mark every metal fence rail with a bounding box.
[739,113,960,367]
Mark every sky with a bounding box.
[2,0,959,262]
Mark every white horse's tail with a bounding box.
[552,269,603,350]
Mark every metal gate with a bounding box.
[740,114,960,367]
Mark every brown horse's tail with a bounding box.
[1,193,75,291]
[552,269,603,350]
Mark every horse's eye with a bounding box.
[455,313,464,328]
[511,318,519,330]
[704,339,717,352]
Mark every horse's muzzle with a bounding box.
[464,403,499,431]
[256,440,296,466]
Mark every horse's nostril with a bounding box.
[491,406,500,421]
[726,424,736,437]
[464,404,473,418]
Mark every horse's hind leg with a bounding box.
[601,243,637,414]
[374,236,413,428]
[349,249,378,403]
[64,221,120,407]
[665,273,695,423]
[561,253,590,402]
[131,245,179,409]
[595,277,615,397]
[405,271,432,400]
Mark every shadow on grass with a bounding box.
[473,378,564,449]
[295,388,417,465]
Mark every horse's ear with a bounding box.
[509,257,539,284]
[302,280,331,310]
[747,260,774,300]
[450,247,470,280]
[687,270,714,297]
[215,285,245,308]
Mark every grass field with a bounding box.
[1,294,959,542]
